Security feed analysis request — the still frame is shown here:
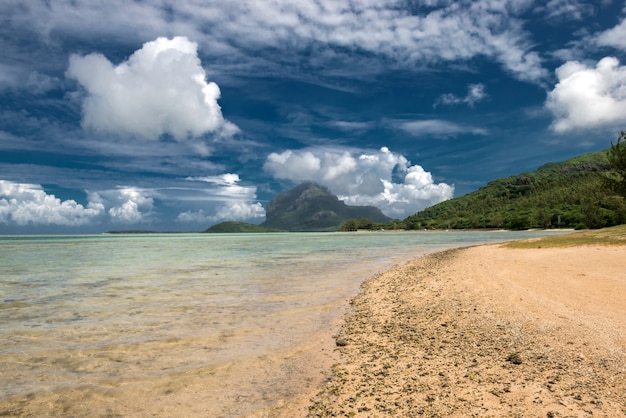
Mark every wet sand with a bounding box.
[308,244,626,417]
[0,299,343,418]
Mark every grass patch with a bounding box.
[502,224,626,248]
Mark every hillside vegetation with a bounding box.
[204,221,282,233]
[404,150,626,230]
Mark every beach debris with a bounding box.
[506,352,523,365]
[336,338,349,347]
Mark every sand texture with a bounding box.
[308,244,626,417]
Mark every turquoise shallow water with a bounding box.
[0,231,563,416]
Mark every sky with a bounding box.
[2,0,626,233]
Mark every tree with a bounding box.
[605,130,626,197]
[358,217,374,230]
[340,219,359,231]
[534,207,552,229]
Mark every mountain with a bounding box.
[404,149,626,230]
[260,182,391,231]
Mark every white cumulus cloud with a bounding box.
[546,57,626,132]
[0,180,104,226]
[264,147,454,218]
[95,187,155,224]
[262,150,323,182]
[66,36,238,141]
[176,174,266,224]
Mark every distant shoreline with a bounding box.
[102,227,577,234]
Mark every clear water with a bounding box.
[0,231,560,416]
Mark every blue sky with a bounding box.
[2,0,626,233]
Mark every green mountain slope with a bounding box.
[261,182,391,231]
[405,150,626,230]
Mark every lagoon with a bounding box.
[0,231,561,416]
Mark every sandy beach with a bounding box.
[308,243,626,417]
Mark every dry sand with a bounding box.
[307,244,626,417]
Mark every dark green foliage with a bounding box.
[339,217,379,231]
[340,218,360,231]
[204,221,282,233]
[405,149,626,230]
[605,131,626,197]
[358,217,374,229]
